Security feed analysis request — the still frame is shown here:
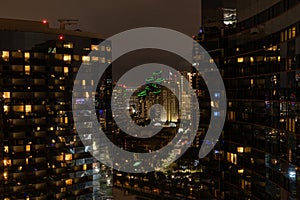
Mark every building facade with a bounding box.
[209,0,300,199]
[0,19,112,200]
[193,0,300,199]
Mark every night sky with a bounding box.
[0,0,236,83]
[0,0,201,38]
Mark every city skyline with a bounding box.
[1,0,300,199]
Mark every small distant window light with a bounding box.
[214,111,220,117]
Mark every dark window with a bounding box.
[274,2,284,16]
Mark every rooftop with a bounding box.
[0,18,103,39]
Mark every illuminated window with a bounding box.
[3,172,8,180]
[227,152,237,164]
[228,111,235,121]
[267,56,277,62]
[59,86,65,90]
[287,117,295,132]
[58,136,65,142]
[82,56,90,63]
[289,149,292,162]
[2,51,9,61]
[237,147,244,153]
[82,80,86,86]
[65,179,72,185]
[250,57,254,63]
[237,57,244,63]
[214,111,220,117]
[25,105,31,113]
[4,146,9,153]
[64,117,68,124]
[232,153,237,164]
[64,67,68,74]
[4,105,8,112]
[91,45,99,51]
[241,179,251,191]
[3,159,11,167]
[83,164,87,171]
[271,159,278,165]
[63,54,71,62]
[292,27,296,38]
[25,65,30,75]
[238,169,244,174]
[3,92,10,99]
[24,52,30,61]
[65,154,72,161]
[63,43,73,49]
[26,145,30,152]
[92,56,99,62]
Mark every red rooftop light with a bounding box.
[42,20,48,24]
[59,35,64,40]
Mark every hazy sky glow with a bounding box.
[0,0,201,38]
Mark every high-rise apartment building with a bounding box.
[222,1,300,199]
[197,0,300,199]
[0,18,112,200]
